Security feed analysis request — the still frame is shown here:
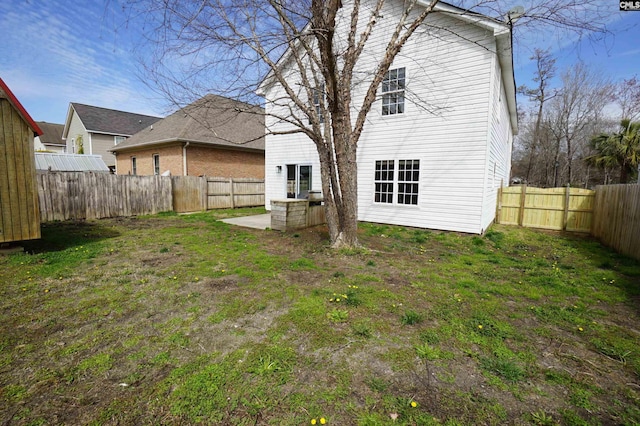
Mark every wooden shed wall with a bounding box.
[0,98,41,243]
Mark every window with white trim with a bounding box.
[310,85,325,124]
[397,159,420,205]
[153,154,160,175]
[382,67,405,116]
[114,136,126,145]
[374,159,420,205]
[131,157,137,175]
[374,160,394,203]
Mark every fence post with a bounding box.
[229,178,235,208]
[518,184,527,227]
[562,184,570,231]
[201,176,208,211]
[495,179,503,224]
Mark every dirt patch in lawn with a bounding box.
[1,213,639,425]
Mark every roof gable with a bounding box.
[35,122,65,145]
[0,78,43,136]
[111,95,265,153]
[255,0,517,132]
[66,103,161,137]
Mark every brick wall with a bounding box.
[115,144,183,176]
[187,145,264,178]
[115,143,264,178]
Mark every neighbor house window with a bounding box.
[153,154,160,175]
[131,157,137,175]
[382,67,405,115]
[115,136,126,145]
[374,159,419,205]
[374,160,394,203]
[397,159,420,205]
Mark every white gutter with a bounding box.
[183,142,190,176]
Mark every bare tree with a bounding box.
[517,48,556,183]
[614,76,640,122]
[124,0,614,247]
[545,63,612,186]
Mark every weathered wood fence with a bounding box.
[37,172,173,221]
[496,185,595,233]
[172,176,265,213]
[592,184,640,261]
[37,172,265,222]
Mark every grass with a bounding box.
[0,209,639,425]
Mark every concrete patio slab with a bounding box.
[219,213,271,230]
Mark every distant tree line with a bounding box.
[511,49,640,187]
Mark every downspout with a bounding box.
[183,142,190,176]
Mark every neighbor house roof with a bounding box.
[35,153,110,173]
[36,122,65,146]
[111,95,265,153]
[63,103,161,138]
[0,78,43,137]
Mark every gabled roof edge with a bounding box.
[0,78,43,136]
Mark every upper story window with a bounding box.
[114,136,126,145]
[310,84,325,124]
[382,67,405,116]
[153,154,160,175]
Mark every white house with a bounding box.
[62,103,161,170]
[259,0,517,234]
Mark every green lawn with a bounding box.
[1,208,639,425]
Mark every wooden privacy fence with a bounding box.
[172,176,265,213]
[38,172,172,222]
[496,185,595,233]
[38,173,265,221]
[592,184,640,261]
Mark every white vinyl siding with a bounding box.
[64,110,88,154]
[263,3,514,234]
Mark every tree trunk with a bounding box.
[330,115,359,248]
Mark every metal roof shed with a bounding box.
[35,153,110,173]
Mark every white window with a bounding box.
[382,67,405,116]
[131,157,137,175]
[397,160,420,205]
[374,159,420,205]
[374,160,394,203]
[153,154,160,175]
[115,136,126,145]
[310,85,325,124]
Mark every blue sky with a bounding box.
[0,0,638,125]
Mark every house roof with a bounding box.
[111,95,265,153]
[35,122,65,146]
[63,103,161,138]
[0,78,43,136]
[35,152,110,173]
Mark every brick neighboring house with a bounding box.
[62,103,161,170]
[111,95,265,178]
